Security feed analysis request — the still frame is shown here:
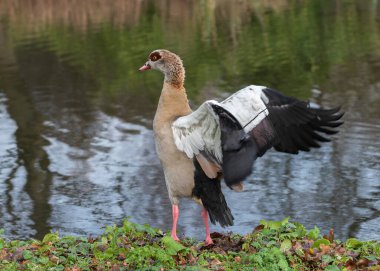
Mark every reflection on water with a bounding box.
[0,0,379,241]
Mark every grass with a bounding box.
[0,218,379,270]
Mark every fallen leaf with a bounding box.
[210,232,224,239]
[323,229,334,243]
[357,258,370,267]
[320,244,330,255]
[253,224,265,232]
[96,244,108,252]
[12,248,24,261]
[210,259,221,265]
[49,255,60,264]
[187,253,197,264]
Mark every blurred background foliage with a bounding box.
[1,0,379,101]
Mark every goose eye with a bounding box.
[149,52,161,62]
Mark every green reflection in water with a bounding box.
[2,0,379,102]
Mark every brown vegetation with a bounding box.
[0,0,288,31]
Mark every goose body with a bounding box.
[153,82,195,205]
[139,49,343,244]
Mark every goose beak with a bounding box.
[139,63,151,71]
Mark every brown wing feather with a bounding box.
[196,154,221,179]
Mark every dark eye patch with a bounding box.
[149,52,162,62]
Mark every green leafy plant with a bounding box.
[0,219,379,270]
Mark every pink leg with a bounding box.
[171,204,180,241]
[201,208,213,245]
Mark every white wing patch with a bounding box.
[220,85,269,133]
[172,101,223,163]
[171,85,270,164]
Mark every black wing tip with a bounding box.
[313,105,345,134]
[314,105,345,119]
[269,103,344,154]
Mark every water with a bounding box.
[0,0,379,241]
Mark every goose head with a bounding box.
[139,49,185,88]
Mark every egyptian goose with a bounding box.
[139,49,343,245]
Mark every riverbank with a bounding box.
[1,218,379,270]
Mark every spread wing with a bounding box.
[172,101,222,164]
[172,85,344,187]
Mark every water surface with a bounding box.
[0,0,379,241]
